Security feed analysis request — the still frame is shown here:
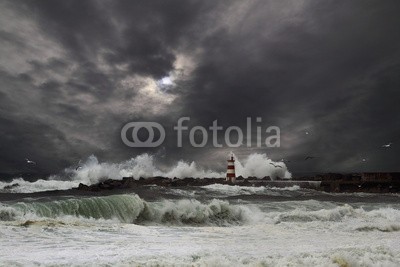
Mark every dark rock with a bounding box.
[122,177,137,188]
[73,173,400,193]
[240,179,251,186]
[77,183,89,190]
[4,183,19,190]
[98,183,112,190]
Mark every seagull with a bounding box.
[75,160,82,170]
[382,142,393,148]
[25,158,36,165]
[362,158,367,162]
[305,156,316,160]
[269,162,283,168]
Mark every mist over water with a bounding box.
[0,153,291,193]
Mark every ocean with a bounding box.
[1,183,399,266]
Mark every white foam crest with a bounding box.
[202,184,269,196]
[0,203,21,221]
[269,204,400,227]
[0,194,261,226]
[0,154,224,193]
[350,207,400,233]
[201,184,302,198]
[163,161,224,178]
[270,185,300,191]
[1,152,292,192]
[272,204,357,223]
[0,204,122,226]
[142,198,261,225]
[69,154,224,182]
[234,153,291,179]
[367,207,400,221]
[0,178,76,193]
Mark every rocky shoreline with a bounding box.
[76,177,244,191]
[75,173,400,193]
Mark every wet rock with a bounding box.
[73,173,400,193]
[4,183,19,190]
[78,183,89,190]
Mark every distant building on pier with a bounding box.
[361,172,399,182]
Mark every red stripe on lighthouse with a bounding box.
[226,155,236,182]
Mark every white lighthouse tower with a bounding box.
[226,154,236,183]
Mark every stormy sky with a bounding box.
[1,0,399,175]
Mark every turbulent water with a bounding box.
[0,153,291,193]
[1,184,400,266]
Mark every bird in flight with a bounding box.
[269,162,283,168]
[25,158,36,165]
[382,142,393,148]
[75,160,82,170]
[305,156,316,160]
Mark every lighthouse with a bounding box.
[226,154,236,183]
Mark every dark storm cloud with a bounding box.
[17,0,212,78]
[0,0,217,173]
[0,0,399,175]
[172,0,400,172]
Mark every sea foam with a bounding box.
[1,153,291,193]
[0,194,259,226]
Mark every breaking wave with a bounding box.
[0,194,257,226]
[0,153,291,193]
[268,204,400,232]
[2,194,400,231]
[201,184,301,197]
[0,178,78,193]
[234,153,291,179]
[273,204,358,223]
